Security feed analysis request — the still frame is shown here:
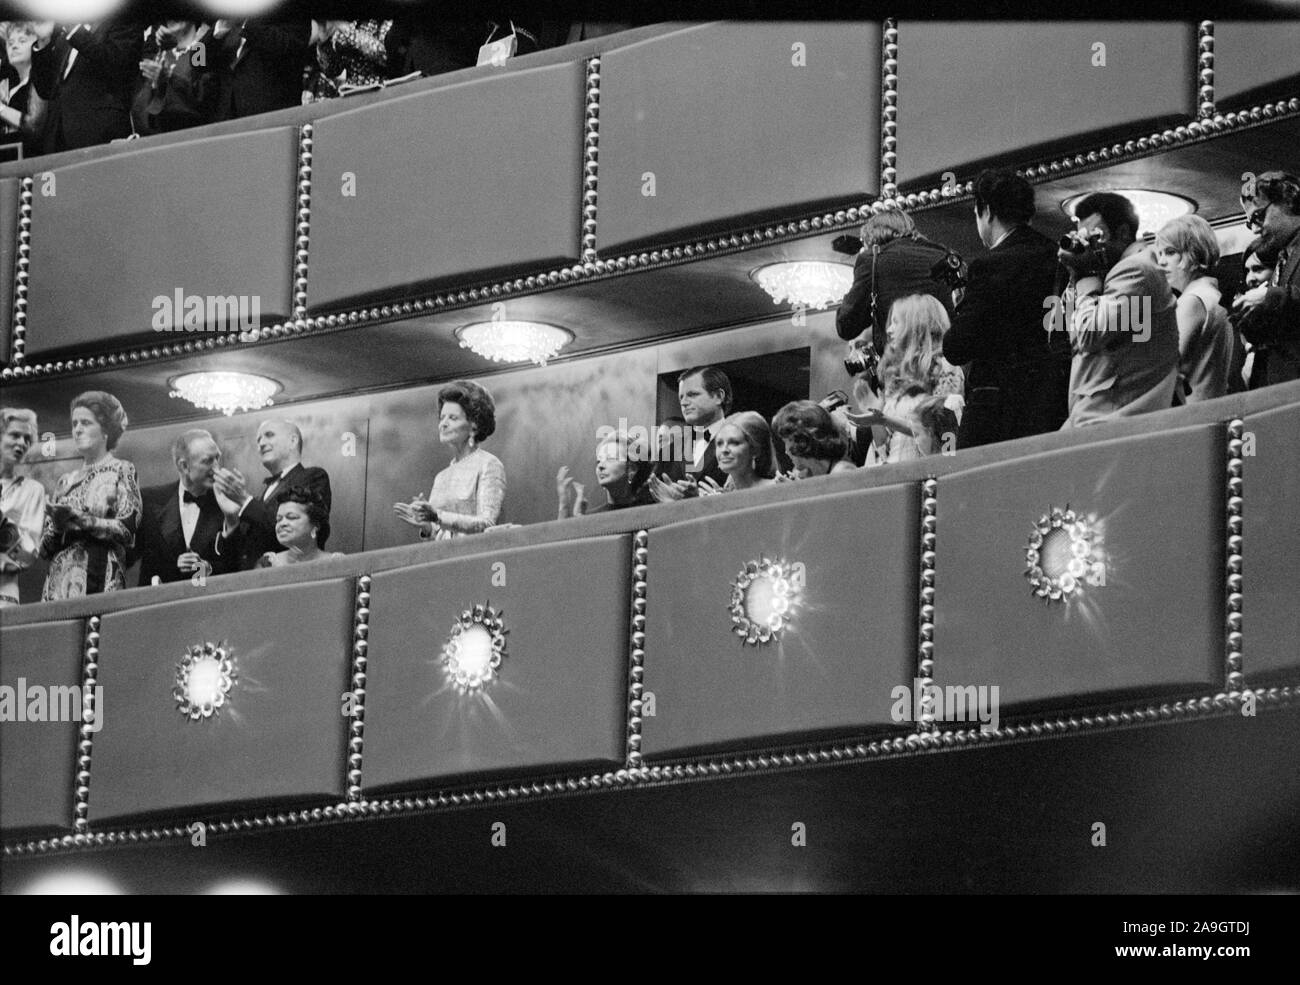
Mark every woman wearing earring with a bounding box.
[697,411,778,495]
[394,380,506,540]
[40,391,142,600]
[254,486,343,566]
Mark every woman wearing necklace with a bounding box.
[40,391,142,601]
[255,487,343,567]
[697,411,778,496]
[394,380,506,540]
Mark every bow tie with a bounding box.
[183,490,213,505]
[264,473,283,486]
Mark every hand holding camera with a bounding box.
[1056,228,1107,277]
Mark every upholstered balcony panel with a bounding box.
[0,620,83,832]
[640,485,917,758]
[362,536,629,790]
[1214,21,1300,106]
[1242,402,1300,680]
[897,22,1196,186]
[0,177,17,366]
[25,129,296,356]
[89,580,352,823]
[307,63,584,310]
[937,425,1222,711]
[597,22,879,252]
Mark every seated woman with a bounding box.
[852,294,964,465]
[698,411,778,495]
[772,401,856,480]
[255,487,343,567]
[40,391,142,600]
[394,380,506,540]
[557,432,655,517]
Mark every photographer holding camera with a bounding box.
[1057,192,1179,427]
[836,210,958,355]
[0,408,46,607]
[941,169,1070,447]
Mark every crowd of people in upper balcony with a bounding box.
[0,18,626,157]
[1,167,1297,605]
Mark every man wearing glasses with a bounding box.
[1234,171,1300,387]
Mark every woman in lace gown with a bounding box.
[40,391,142,600]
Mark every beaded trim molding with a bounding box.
[626,530,648,768]
[346,576,371,802]
[3,84,1296,382]
[6,683,1296,857]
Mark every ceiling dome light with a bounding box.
[169,372,280,417]
[456,321,573,366]
[1061,190,1196,239]
[751,261,855,310]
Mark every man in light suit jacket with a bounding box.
[942,169,1072,447]
[1234,171,1300,388]
[136,430,235,586]
[214,418,332,569]
[1058,192,1179,428]
[30,20,142,152]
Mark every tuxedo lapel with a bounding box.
[160,489,184,553]
[193,501,224,556]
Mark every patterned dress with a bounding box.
[309,20,393,100]
[40,457,142,601]
[420,448,506,541]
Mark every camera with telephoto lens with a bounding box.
[1058,228,1105,253]
[0,515,19,555]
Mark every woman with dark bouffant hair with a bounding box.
[698,411,778,495]
[771,401,856,480]
[255,486,343,567]
[394,379,506,540]
[40,391,142,600]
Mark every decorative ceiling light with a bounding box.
[1024,507,1099,604]
[169,371,280,417]
[455,322,573,366]
[730,558,801,646]
[174,641,238,721]
[1060,190,1196,239]
[443,603,509,693]
[751,261,855,310]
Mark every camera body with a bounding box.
[844,339,880,391]
[1058,228,1105,254]
[930,249,967,290]
[0,515,20,556]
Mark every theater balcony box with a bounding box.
[896,21,1195,186]
[936,425,1223,712]
[596,21,879,253]
[306,63,584,310]
[87,580,353,824]
[361,536,630,790]
[24,129,297,356]
[0,620,83,832]
[640,486,917,758]
[1242,402,1300,681]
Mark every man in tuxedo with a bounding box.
[214,419,332,569]
[136,430,233,587]
[30,20,142,152]
[648,366,730,502]
[1058,192,1179,427]
[1233,171,1300,388]
[942,169,1072,448]
[212,19,310,121]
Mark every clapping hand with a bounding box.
[648,473,696,502]
[213,467,250,506]
[696,476,726,496]
[139,57,164,84]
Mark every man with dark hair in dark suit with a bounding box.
[136,430,235,587]
[1234,170,1300,387]
[212,19,310,121]
[29,20,142,152]
[214,418,332,569]
[648,366,731,502]
[942,168,1072,447]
